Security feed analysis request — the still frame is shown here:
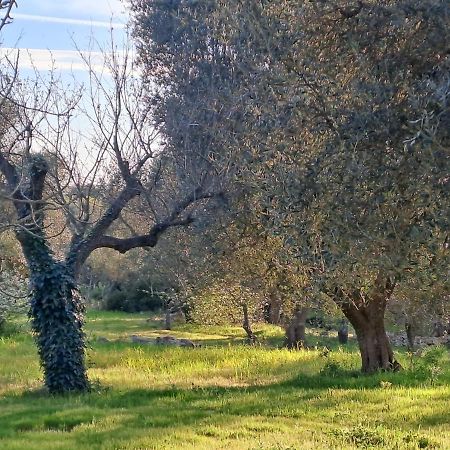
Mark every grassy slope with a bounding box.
[0,311,449,450]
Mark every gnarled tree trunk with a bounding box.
[405,321,415,351]
[338,276,400,373]
[338,319,349,344]
[284,307,308,349]
[164,308,172,330]
[2,154,90,394]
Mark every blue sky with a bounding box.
[1,0,128,72]
[0,1,133,161]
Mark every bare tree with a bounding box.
[0,23,227,392]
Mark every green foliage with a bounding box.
[0,269,27,332]
[408,346,449,383]
[29,260,89,393]
[130,1,449,366]
[0,235,28,332]
[101,280,164,313]
[320,361,348,378]
[19,228,89,394]
[331,425,386,448]
[189,279,263,326]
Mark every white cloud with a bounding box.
[0,48,111,73]
[14,13,126,29]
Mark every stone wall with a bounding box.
[387,332,450,348]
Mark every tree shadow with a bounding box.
[0,366,448,449]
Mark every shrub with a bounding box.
[0,270,28,332]
[101,280,164,312]
[409,346,448,383]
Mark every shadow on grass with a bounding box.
[0,366,448,450]
[3,364,445,407]
[3,315,449,447]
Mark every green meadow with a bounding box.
[0,311,449,450]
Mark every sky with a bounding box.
[0,0,129,73]
[0,1,132,168]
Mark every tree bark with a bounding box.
[405,321,415,351]
[3,154,89,393]
[284,307,308,349]
[338,319,349,344]
[242,303,257,344]
[338,277,401,373]
[164,306,172,330]
[432,320,446,337]
[264,291,282,325]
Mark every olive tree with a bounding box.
[222,0,449,372]
[129,0,449,373]
[0,233,27,331]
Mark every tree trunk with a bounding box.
[405,321,415,351]
[432,320,446,337]
[0,154,89,394]
[18,232,89,394]
[284,307,308,349]
[242,303,257,344]
[164,307,172,330]
[339,278,400,373]
[264,292,282,325]
[338,319,349,344]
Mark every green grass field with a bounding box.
[0,311,449,450]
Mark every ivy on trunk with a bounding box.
[29,261,88,393]
[8,156,89,393]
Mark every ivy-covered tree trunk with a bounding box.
[339,279,400,373]
[284,307,308,349]
[18,231,89,394]
[3,154,90,394]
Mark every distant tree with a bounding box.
[130,0,325,347]
[388,281,449,350]
[0,232,27,331]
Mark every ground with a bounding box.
[0,311,449,450]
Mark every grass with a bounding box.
[0,311,449,450]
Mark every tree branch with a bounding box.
[0,0,16,32]
[65,179,143,274]
[0,152,20,190]
[93,216,194,254]
[67,186,221,275]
